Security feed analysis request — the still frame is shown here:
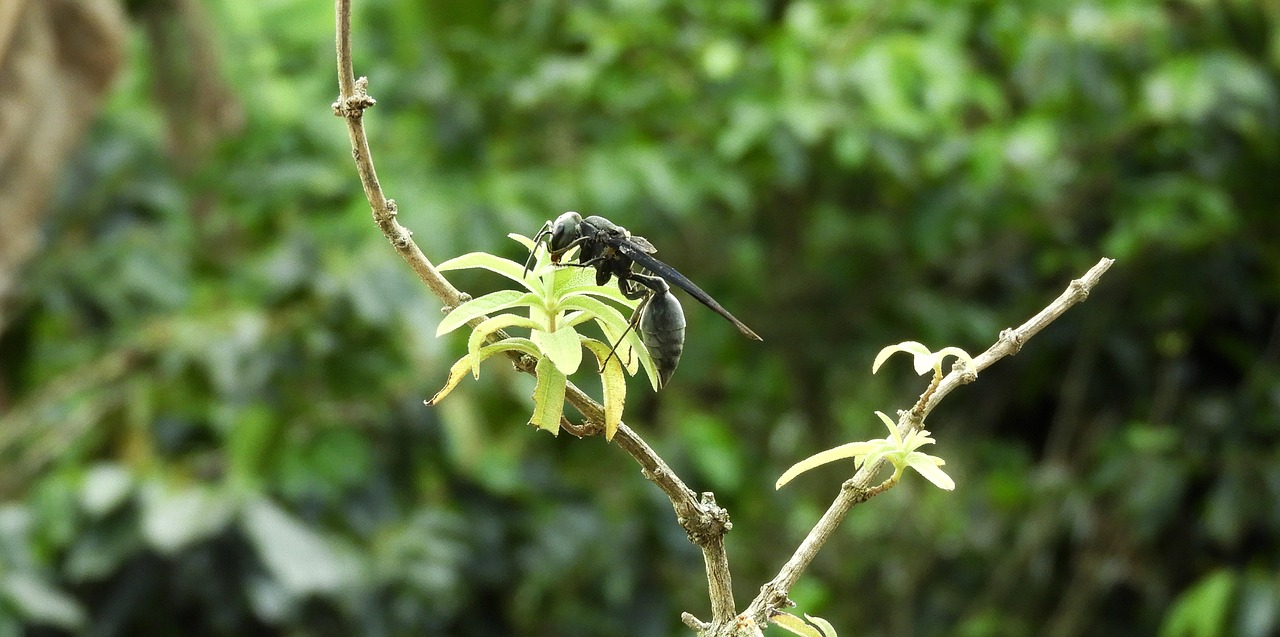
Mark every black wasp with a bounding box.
[524,211,762,388]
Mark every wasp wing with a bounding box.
[627,235,657,254]
[612,239,762,341]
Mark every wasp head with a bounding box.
[524,211,585,277]
[545,211,584,258]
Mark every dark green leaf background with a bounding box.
[2,1,1278,635]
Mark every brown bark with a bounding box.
[0,0,127,333]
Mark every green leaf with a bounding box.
[468,314,541,376]
[438,252,539,291]
[530,357,567,435]
[559,310,590,329]
[227,404,278,489]
[79,463,133,518]
[427,338,539,405]
[557,273,640,306]
[1161,569,1237,637]
[140,482,235,555]
[533,324,583,375]
[548,260,598,292]
[437,290,539,336]
[558,297,655,387]
[558,295,633,336]
[581,338,627,440]
[776,440,880,489]
[593,317,641,375]
[0,574,86,630]
[241,497,354,596]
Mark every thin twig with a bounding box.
[332,0,737,623]
[733,258,1115,632]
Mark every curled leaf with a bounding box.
[872,341,934,375]
[427,338,539,405]
[872,341,973,376]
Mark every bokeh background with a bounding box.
[2,0,1279,635]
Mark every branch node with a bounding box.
[440,292,474,316]
[1069,276,1091,300]
[333,76,377,118]
[684,492,732,544]
[514,355,536,373]
[1000,327,1024,353]
[757,582,792,612]
[560,417,602,438]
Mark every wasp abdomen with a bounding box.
[640,291,686,388]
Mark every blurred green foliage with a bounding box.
[2,0,1279,635]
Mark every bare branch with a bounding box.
[734,258,1115,632]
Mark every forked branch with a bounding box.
[730,258,1115,634]
[333,1,1115,633]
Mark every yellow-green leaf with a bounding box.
[626,328,660,391]
[582,338,627,440]
[507,233,536,251]
[427,356,474,406]
[805,614,838,637]
[872,340,934,375]
[907,454,955,490]
[531,356,567,435]
[558,273,639,306]
[427,338,539,405]
[934,346,974,373]
[558,295,632,335]
[594,319,640,375]
[533,324,583,375]
[438,252,538,291]
[436,290,537,336]
[776,440,880,489]
[771,612,824,637]
[468,314,540,377]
